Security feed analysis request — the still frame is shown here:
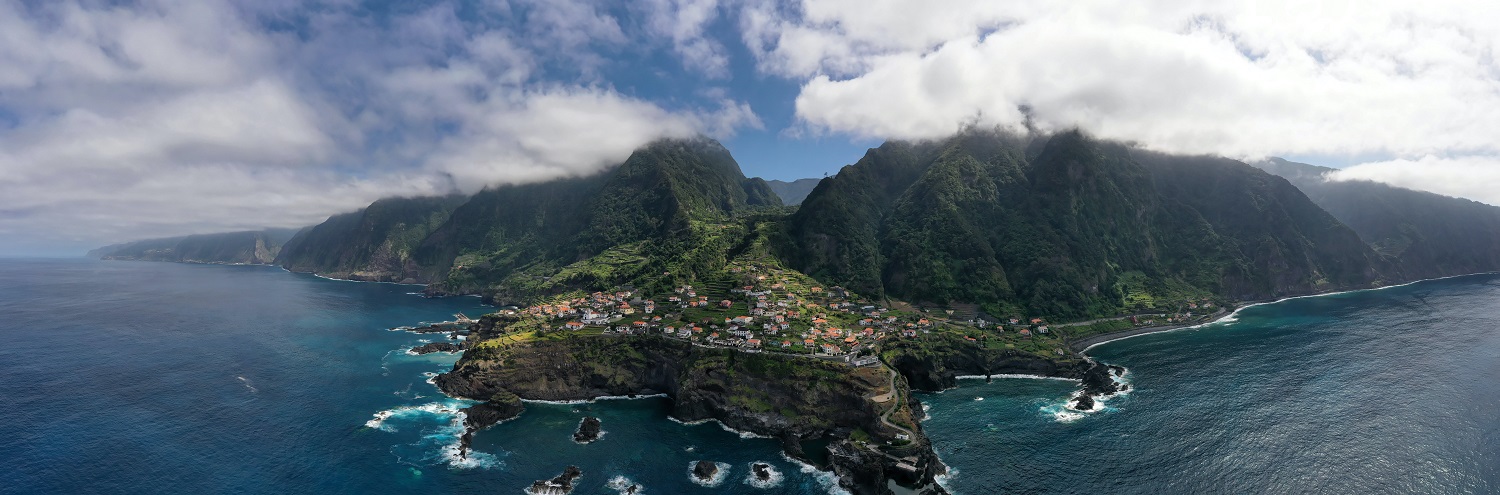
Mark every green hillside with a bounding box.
[1255,158,1500,280]
[778,130,1387,319]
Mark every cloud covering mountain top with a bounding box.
[2,0,1498,255]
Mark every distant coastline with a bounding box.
[1071,271,1500,354]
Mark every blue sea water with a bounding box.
[4,259,1498,494]
[0,259,836,495]
[922,273,1500,494]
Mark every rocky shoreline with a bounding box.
[435,334,949,495]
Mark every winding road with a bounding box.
[876,365,916,439]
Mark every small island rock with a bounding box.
[692,460,718,481]
[528,465,582,495]
[573,416,602,443]
[752,462,773,481]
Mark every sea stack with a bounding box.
[692,460,718,481]
[528,466,582,495]
[752,462,773,481]
[409,341,463,354]
[573,416,602,443]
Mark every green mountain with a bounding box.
[88,228,300,265]
[121,133,1500,320]
[765,178,823,205]
[1254,158,1500,279]
[272,137,780,299]
[275,195,468,283]
[778,130,1388,318]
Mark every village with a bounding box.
[474,262,1223,364]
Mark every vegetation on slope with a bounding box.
[90,228,299,264]
[1255,158,1500,279]
[275,195,467,283]
[778,130,1387,319]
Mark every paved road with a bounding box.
[877,366,916,439]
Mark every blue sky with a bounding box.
[2,0,1499,255]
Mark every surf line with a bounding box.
[1075,271,1499,354]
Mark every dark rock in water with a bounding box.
[692,460,719,480]
[1071,393,1095,411]
[528,465,582,495]
[573,416,602,443]
[1080,362,1120,396]
[410,341,463,354]
[463,392,525,431]
[456,392,525,459]
[752,462,772,481]
[1071,362,1124,411]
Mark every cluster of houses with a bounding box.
[495,265,964,359]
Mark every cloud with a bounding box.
[643,0,731,78]
[1329,156,1500,207]
[0,0,761,254]
[425,88,761,189]
[747,0,1500,196]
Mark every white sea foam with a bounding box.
[1080,272,1498,354]
[521,393,669,406]
[572,422,607,444]
[687,461,732,487]
[742,462,784,489]
[607,475,644,494]
[308,272,425,286]
[1042,402,1086,423]
[779,452,852,495]
[1043,366,1132,423]
[664,416,770,439]
[368,398,500,470]
[236,376,257,393]
[954,374,1079,382]
[364,401,466,432]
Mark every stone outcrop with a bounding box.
[573,417,602,444]
[692,460,718,481]
[435,335,945,494]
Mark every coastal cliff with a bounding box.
[435,333,945,494]
[89,228,299,265]
[880,332,1091,391]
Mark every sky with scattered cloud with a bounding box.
[2,0,1498,255]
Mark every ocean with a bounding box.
[0,259,836,494]
[922,273,1500,494]
[2,259,1496,494]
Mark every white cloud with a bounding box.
[644,0,731,77]
[748,0,1500,200]
[1329,156,1500,207]
[425,88,760,189]
[0,0,762,254]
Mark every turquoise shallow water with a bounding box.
[4,259,1497,494]
[921,274,1500,494]
[0,259,834,494]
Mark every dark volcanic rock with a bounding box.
[410,341,463,354]
[1071,393,1095,411]
[437,335,949,493]
[692,460,718,481]
[463,392,524,431]
[528,465,582,495]
[456,392,525,460]
[1071,363,1125,410]
[752,462,772,481]
[881,333,1088,391]
[573,416,602,443]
